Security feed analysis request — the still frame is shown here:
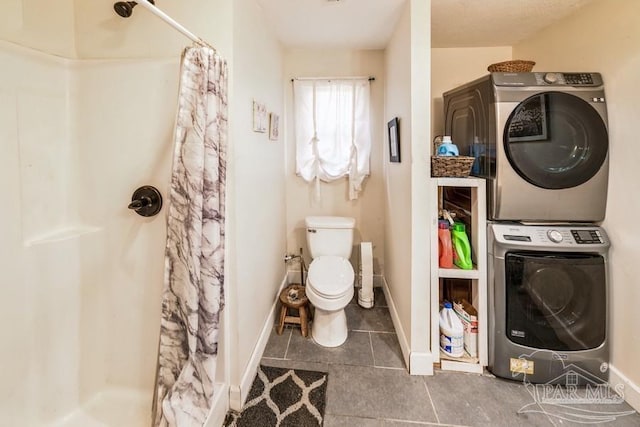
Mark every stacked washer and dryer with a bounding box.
[443,72,610,384]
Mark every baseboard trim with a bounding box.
[229,274,289,411]
[381,276,411,371]
[205,382,230,427]
[609,364,640,412]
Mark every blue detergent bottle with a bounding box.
[451,222,473,270]
[437,136,459,156]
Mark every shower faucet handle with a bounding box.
[128,185,163,217]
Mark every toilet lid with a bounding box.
[307,256,354,298]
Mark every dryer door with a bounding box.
[504,92,608,189]
[505,251,606,351]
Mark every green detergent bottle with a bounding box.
[451,222,473,270]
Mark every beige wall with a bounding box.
[384,1,413,350]
[229,0,285,400]
[431,47,512,141]
[0,42,81,426]
[283,49,386,272]
[514,0,640,406]
[74,0,233,59]
[0,0,76,57]
[408,0,431,364]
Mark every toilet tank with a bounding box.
[305,216,355,259]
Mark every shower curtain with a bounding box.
[153,45,227,427]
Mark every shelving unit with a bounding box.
[429,177,487,374]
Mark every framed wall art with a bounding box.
[388,117,400,162]
[253,100,267,133]
[269,113,279,141]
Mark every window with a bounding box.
[293,78,371,200]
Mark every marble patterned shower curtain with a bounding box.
[152,45,227,427]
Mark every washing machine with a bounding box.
[488,223,609,384]
[443,72,609,222]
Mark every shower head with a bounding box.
[113,0,155,18]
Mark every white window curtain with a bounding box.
[293,78,371,200]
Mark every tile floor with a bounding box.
[261,287,640,427]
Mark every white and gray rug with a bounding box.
[224,365,328,427]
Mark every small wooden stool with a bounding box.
[277,284,310,337]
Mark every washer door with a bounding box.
[505,251,606,351]
[504,92,608,189]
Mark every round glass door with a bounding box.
[504,92,608,189]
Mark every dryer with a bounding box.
[488,223,609,384]
[443,72,609,222]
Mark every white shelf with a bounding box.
[438,267,480,280]
[430,177,488,372]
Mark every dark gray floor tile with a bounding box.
[381,421,444,426]
[371,332,405,369]
[286,330,374,366]
[346,304,395,332]
[426,370,554,426]
[324,414,382,427]
[261,326,291,358]
[326,364,437,423]
[542,401,639,427]
[260,357,329,374]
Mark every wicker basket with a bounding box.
[431,156,475,178]
[487,60,535,73]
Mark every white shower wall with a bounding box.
[0,42,88,425]
[0,40,224,425]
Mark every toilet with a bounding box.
[305,216,355,347]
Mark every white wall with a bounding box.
[431,47,512,140]
[74,0,233,60]
[0,0,76,57]
[283,49,386,272]
[407,0,431,371]
[513,0,640,408]
[0,41,88,426]
[383,1,413,355]
[383,0,431,373]
[228,0,285,406]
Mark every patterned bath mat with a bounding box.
[224,365,328,427]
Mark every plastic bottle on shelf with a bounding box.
[437,135,459,156]
[438,220,453,268]
[440,301,464,357]
[451,222,473,270]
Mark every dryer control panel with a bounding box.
[492,72,603,87]
[491,223,609,250]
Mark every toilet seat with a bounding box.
[307,256,354,299]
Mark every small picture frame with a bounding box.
[388,117,400,162]
[269,113,279,141]
[252,100,267,133]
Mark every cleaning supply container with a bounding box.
[440,302,464,357]
[451,222,473,270]
[438,220,453,268]
[437,136,459,156]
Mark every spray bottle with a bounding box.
[451,222,473,270]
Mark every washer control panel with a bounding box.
[492,224,608,249]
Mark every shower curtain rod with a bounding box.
[291,76,375,82]
[135,0,214,50]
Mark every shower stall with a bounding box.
[0,3,231,427]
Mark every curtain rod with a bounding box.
[135,0,215,50]
[291,76,375,82]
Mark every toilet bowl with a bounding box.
[306,255,354,347]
